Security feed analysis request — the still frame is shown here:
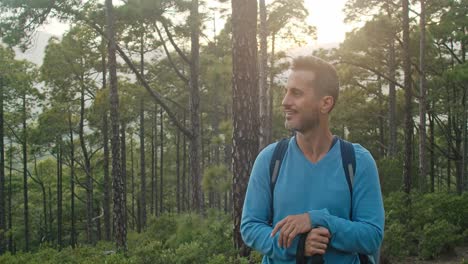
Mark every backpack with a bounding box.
[268,137,379,264]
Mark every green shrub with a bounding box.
[174,241,207,264]
[418,219,462,260]
[381,222,411,260]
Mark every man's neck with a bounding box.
[296,127,334,164]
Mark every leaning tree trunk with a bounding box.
[105,0,126,250]
[189,0,203,213]
[402,0,413,194]
[231,0,259,257]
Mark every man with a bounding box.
[241,56,384,263]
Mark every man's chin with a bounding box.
[284,121,296,131]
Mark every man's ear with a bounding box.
[320,96,335,114]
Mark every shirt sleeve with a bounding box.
[308,149,385,255]
[240,146,299,261]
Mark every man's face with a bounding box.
[282,70,322,133]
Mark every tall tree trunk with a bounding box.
[377,77,385,158]
[189,0,203,213]
[139,97,146,228]
[139,33,147,227]
[159,108,164,215]
[48,187,52,245]
[68,112,76,247]
[231,0,259,257]
[0,76,5,254]
[402,0,413,194]
[8,142,13,252]
[176,129,181,214]
[258,0,270,150]
[105,0,126,250]
[40,182,47,242]
[102,51,112,241]
[130,136,136,229]
[182,114,187,212]
[153,105,158,215]
[150,110,155,215]
[57,141,63,250]
[386,0,397,157]
[463,84,467,193]
[447,157,451,192]
[419,0,428,192]
[79,86,94,244]
[22,92,29,251]
[429,111,435,192]
[120,123,127,229]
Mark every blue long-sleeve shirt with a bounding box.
[241,137,385,263]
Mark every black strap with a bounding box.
[339,138,356,220]
[269,138,290,225]
[296,233,307,264]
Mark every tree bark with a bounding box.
[8,142,13,252]
[102,50,112,241]
[0,76,5,254]
[139,97,146,228]
[176,129,181,214]
[120,123,127,228]
[57,141,63,250]
[159,108,164,215]
[130,136,136,229]
[402,0,413,194]
[189,0,203,213]
[386,0,397,157]
[68,111,76,247]
[22,91,29,251]
[231,0,259,257]
[79,85,94,244]
[258,0,270,150]
[419,0,428,192]
[105,0,126,250]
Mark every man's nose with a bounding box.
[282,92,291,108]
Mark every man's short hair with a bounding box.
[291,56,339,107]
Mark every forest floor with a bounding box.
[399,246,468,264]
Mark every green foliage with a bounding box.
[202,165,231,193]
[376,157,403,195]
[382,191,468,261]
[419,219,462,260]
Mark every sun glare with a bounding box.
[305,0,350,46]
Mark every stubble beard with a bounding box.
[284,112,320,134]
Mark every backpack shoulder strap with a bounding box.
[340,139,379,264]
[268,137,290,225]
[339,138,356,219]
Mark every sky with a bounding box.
[39,0,350,45]
[22,0,350,65]
[305,0,350,45]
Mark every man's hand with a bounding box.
[304,227,330,256]
[270,213,311,248]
